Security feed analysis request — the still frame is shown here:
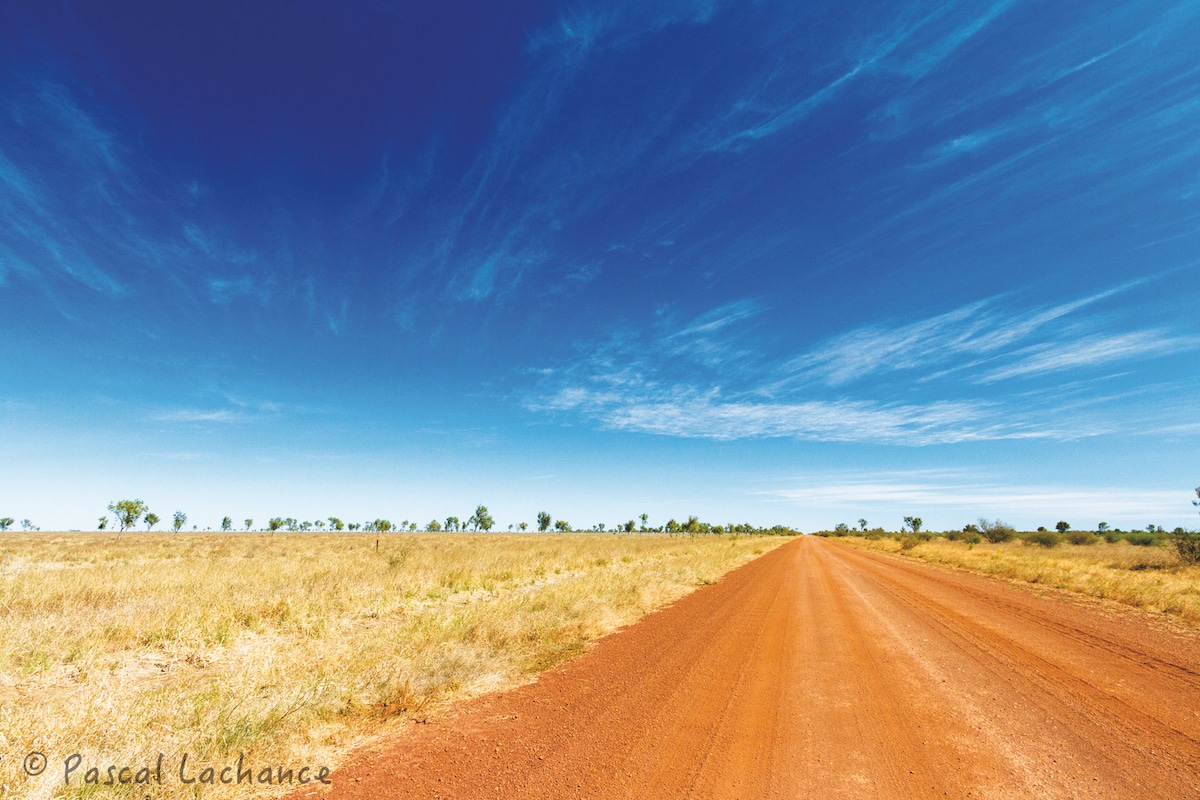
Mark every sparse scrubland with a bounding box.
[0,532,785,799]
[836,533,1200,623]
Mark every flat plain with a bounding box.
[0,532,782,800]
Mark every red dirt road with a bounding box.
[295,537,1200,799]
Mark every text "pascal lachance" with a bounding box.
[63,753,332,786]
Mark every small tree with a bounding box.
[221,516,232,532]
[172,511,187,533]
[144,512,160,531]
[624,519,636,532]
[108,500,147,533]
[426,519,442,532]
[519,522,528,531]
[537,511,552,532]
[903,516,923,534]
[374,519,393,532]
[640,513,649,531]
[1055,521,1071,533]
[857,518,868,531]
[20,519,36,531]
[1173,488,1200,565]
[244,518,253,530]
[0,517,12,531]
[1098,522,1109,533]
[267,517,284,532]
[328,517,344,531]
[979,518,1015,543]
[554,519,571,532]
[445,516,459,532]
[471,505,494,532]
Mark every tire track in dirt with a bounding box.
[291,536,1200,799]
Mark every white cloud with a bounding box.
[153,408,244,424]
[764,476,1189,526]
[525,281,1197,446]
[596,395,1018,445]
[773,280,1190,389]
[980,331,1199,382]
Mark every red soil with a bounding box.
[290,536,1200,799]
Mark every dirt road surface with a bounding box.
[292,536,1200,799]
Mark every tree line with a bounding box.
[1,502,799,537]
[815,490,1200,565]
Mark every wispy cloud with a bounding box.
[981,331,1200,382]
[694,0,1017,154]
[537,387,1023,445]
[0,80,298,321]
[153,408,246,424]
[208,276,266,305]
[152,396,286,424]
[525,279,1197,445]
[772,280,1192,389]
[764,473,1189,524]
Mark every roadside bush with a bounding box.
[979,518,1016,543]
[1171,531,1200,565]
[1026,530,1061,548]
[1102,529,1123,543]
[1065,531,1098,546]
[1126,532,1159,547]
[898,535,920,551]
[949,525,982,543]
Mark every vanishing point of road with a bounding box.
[294,536,1200,799]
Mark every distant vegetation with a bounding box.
[815,490,1200,567]
[3,502,803,538]
[8,488,1197,557]
[817,488,1200,623]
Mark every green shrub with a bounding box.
[1126,532,1159,547]
[1102,529,1123,543]
[1171,531,1200,565]
[979,519,1016,543]
[898,535,920,551]
[1065,531,1098,546]
[1026,530,1061,548]
[963,532,982,545]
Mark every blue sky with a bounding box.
[2,0,1198,532]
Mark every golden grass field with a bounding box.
[0,532,785,800]
[840,535,1200,623]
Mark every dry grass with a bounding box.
[841,536,1200,623]
[0,532,785,799]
